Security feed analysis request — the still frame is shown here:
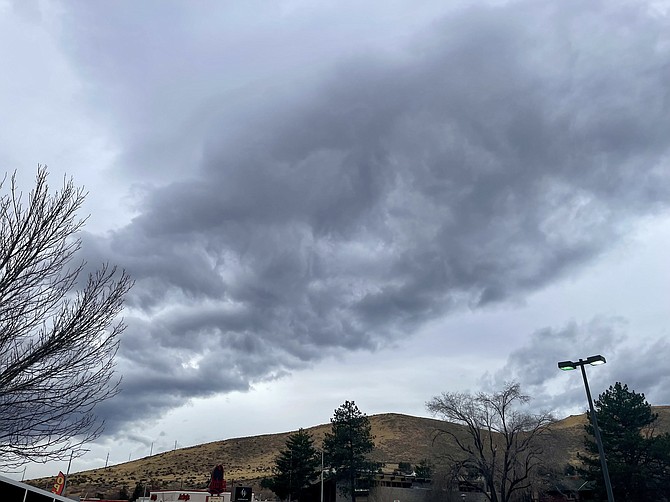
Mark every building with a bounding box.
[301,472,488,502]
[146,489,235,502]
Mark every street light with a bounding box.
[557,354,614,502]
[557,354,606,371]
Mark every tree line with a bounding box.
[261,400,375,502]
[262,382,670,502]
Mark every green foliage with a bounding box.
[579,382,670,501]
[129,481,146,501]
[414,459,433,479]
[563,464,577,476]
[263,428,320,502]
[397,461,412,474]
[119,485,130,500]
[323,400,375,502]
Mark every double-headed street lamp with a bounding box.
[558,355,614,502]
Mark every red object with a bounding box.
[208,464,227,495]
[51,471,66,495]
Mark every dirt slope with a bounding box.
[29,407,670,499]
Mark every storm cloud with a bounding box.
[47,0,670,433]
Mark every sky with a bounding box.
[2,0,670,481]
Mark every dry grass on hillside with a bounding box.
[28,408,670,499]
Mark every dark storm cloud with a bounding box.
[70,0,670,431]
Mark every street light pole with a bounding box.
[558,355,615,502]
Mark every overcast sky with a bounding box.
[2,0,670,480]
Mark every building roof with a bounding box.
[0,474,74,502]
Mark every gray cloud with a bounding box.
[65,0,670,432]
[609,338,670,406]
[489,317,670,413]
[486,318,627,409]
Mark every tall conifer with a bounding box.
[262,428,320,502]
[580,382,670,501]
[323,401,375,502]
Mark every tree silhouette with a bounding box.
[579,382,670,501]
[0,167,132,467]
[262,428,320,501]
[427,382,553,502]
[323,400,375,502]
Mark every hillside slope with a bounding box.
[30,407,670,499]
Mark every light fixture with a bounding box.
[557,355,606,371]
[586,355,606,366]
[557,360,577,371]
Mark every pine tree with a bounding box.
[414,459,433,479]
[323,401,375,502]
[262,428,320,502]
[580,382,670,501]
[129,482,144,502]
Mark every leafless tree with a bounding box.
[426,382,554,502]
[0,166,132,468]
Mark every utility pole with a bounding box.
[62,451,74,496]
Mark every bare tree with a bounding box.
[0,167,132,468]
[426,382,554,502]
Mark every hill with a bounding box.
[30,407,670,499]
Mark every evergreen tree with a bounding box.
[323,401,375,502]
[262,428,320,502]
[579,382,670,501]
[118,485,130,500]
[129,481,144,502]
[414,459,433,479]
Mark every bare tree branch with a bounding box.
[427,382,554,502]
[0,166,133,468]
